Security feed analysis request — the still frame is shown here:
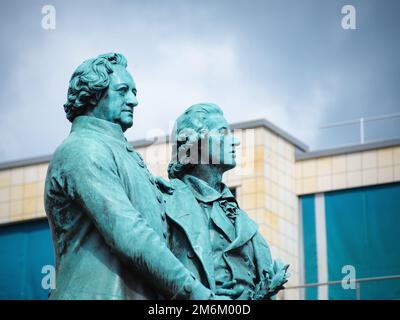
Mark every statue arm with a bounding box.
[60,144,213,300]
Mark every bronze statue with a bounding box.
[44,54,226,300]
[165,103,289,300]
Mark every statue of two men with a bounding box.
[44,53,289,300]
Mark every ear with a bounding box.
[93,89,107,105]
[89,97,98,106]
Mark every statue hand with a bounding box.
[250,260,290,300]
[268,260,290,294]
[155,176,175,194]
[214,280,244,299]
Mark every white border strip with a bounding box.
[315,193,328,300]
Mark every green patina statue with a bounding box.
[164,103,289,300]
[45,53,287,300]
[44,53,225,300]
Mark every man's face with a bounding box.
[202,113,240,170]
[94,65,138,131]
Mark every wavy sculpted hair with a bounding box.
[167,103,223,179]
[63,53,128,122]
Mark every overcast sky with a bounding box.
[0,0,399,163]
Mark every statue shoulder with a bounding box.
[168,178,186,190]
[164,179,201,211]
[50,134,113,173]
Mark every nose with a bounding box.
[126,91,138,108]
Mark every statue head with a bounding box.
[168,103,240,179]
[64,52,138,132]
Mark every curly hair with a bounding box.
[63,53,128,122]
[168,103,223,179]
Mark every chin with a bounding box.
[121,119,133,131]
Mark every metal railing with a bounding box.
[284,274,400,300]
[320,112,400,145]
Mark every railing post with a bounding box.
[360,117,364,144]
[319,112,400,147]
[356,282,361,300]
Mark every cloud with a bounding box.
[128,36,335,150]
[0,0,399,162]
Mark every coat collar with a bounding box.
[71,116,126,142]
[209,202,236,242]
[182,174,235,204]
[226,210,258,252]
[164,179,215,288]
[180,175,258,249]
[165,178,260,285]
[181,174,239,242]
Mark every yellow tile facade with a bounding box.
[296,146,400,195]
[394,147,400,165]
[0,162,48,223]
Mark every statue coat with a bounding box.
[164,178,275,299]
[44,116,211,300]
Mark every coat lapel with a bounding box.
[164,179,215,289]
[225,209,258,252]
[209,202,236,242]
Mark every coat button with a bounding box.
[163,231,167,239]
[247,271,252,277]
[219,234,224,240]
[149,176,155,184]
[187,251,195,259]
[161,213,166,221]
[126,144,134,152]
[157,194,163,203]
[184,283,192,293]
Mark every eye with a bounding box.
[117,85,128,94]
[132,89,137,96]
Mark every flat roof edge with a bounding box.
[230,119,309,151]
[0,155,52,171]
[296,138,400,161]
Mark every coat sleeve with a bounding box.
[253,232,274,274]
[55,140,212,300]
